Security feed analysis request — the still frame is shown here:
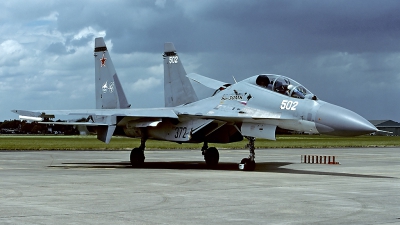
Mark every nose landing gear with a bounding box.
[239,137,256,171]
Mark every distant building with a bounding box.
[370,120,400,136]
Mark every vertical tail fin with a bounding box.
[94,37,130,109]
[163,43,198,107]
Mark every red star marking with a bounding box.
[100,53,107,67]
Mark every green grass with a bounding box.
[0,135,399,150]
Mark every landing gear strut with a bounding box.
[202,142,219,168]
[130,136,146,167]
[239,137,256,171]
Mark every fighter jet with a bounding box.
[12,37,377,171]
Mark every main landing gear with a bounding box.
[201,142,219,168]
[201,137,257,171]
[130,136,257,171]
[239,137,256,171]
[130,137,146,167]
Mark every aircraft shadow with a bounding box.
[49,161,396,179]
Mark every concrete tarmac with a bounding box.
[0,148,399,224]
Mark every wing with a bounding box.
[12,108,178,119]
[12,108,178,143]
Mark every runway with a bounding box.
[0,148,399,224]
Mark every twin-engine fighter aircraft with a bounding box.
[13,37,377,171]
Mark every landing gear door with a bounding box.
[241,123,276,140]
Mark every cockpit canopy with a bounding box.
[251,74,315,100]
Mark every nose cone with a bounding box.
[315,103,377,136]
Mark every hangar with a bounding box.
[370,120,400,136]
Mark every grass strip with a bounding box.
[1,135,399,150]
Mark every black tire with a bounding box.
[130,148,145,167]
[240,158,256,171]
[204,147,219,168]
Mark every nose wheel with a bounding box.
[239,158,256,171]
[239,137,256,171]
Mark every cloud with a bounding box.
[147,64,163,76]
[46,42,73,55]
[131,77,161,93]
[0,40,25,66]
[0,0,400,123]
[38,11,59,22]
[155,0,166,8]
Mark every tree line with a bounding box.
[0,119,79,135]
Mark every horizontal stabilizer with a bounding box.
[19,115,43,122]
[376,130,393,134]
[12,110,53,118]
[40,122,109,126]
[187,73,229,90]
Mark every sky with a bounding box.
[1,0,399,122]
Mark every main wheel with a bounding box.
[130,148,145,167]
[239,158,256,171]
[204,147,219,168]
